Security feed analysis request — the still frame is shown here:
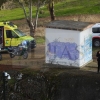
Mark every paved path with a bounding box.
[81,61,97,72]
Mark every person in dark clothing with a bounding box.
[96,50,100,73]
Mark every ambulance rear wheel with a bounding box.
[0,54,2,61]
[10,53,15,58]
[93,39,100,47]
[23,51,28,59]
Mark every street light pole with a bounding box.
[3,72,6,100]
[2,71,11,100]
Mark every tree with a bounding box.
[47,0,63,21]
[14,0,46,37]
[0,0,7,9]
[0,0,7,6]
[48,0,55,21]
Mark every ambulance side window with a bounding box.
[6,30,18,38]
[6,30,12,38]
[92,27,100,33]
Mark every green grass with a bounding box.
[35,37,45,44]
[0,0,100,21]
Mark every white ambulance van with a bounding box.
[92,23,100,47]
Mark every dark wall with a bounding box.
[54,70,100,100]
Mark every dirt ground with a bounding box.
[0,44,45,71]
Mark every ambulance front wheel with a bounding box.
[23,51,28,59]
[0,54,2,61]
[10,53,15,58]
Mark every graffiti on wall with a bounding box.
[84,35,92,62]
[47,41,79,60]
[46,34,92,67]
[46,39,80,66]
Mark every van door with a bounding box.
[5,30,19,47]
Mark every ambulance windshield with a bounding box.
[14,29,26,37]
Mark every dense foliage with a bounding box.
[0,70,58,100]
